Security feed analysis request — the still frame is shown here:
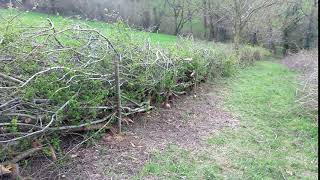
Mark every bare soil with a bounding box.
[22,83,239,180]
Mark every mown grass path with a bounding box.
[139,61,318,179]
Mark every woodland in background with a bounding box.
[0,0,318,55]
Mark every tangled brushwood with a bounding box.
[0,12,267,169]
[283,50,318,120]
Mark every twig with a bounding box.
[1,147,43,165]
[0,73,24,84]
[0,94,75,143]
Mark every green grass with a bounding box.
[0,8,177,45]
[139,61,318,179]
[137,145,223,180]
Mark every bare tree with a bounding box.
[202,0,228,41]
[165,0,199,35]
[304,0,318,49]
[278,0,314,55]
[214,0,279,54]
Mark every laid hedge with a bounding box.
[0,16,269,162]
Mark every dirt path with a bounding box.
[25,84,239,179]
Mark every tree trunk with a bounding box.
[189,19,193,34]
[267,20,276,54]
[174,12,179,35]
[208,15,215,41]
[282,29,289,56]
[174,26,179,35]
[203,0,208,39]
[251,31,258,46]
[234,21,241,56]
[234,0,241,56]
[304,3,316,49]
[152,7,161,33]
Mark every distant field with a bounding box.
[0,8,177,45]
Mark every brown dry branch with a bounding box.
[1,147,43,166]
[283,49,318,120]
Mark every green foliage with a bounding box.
[50,135,62,152]
[221,55,237,77]
[9,117,18,133]
[0,16,21,46]
[238,46,270,67]
[138,145,223,179]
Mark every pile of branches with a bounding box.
[283,49,318,119]
[0,13,213,167]
[0,19,127,174]
[0,18,120,143]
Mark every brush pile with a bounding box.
[283,49,318,119]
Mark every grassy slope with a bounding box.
[0,8,177,45]
[139,61,318,179]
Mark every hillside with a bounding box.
[0,8,177,45]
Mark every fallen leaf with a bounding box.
[130,142,136,147]
[123,118,134,125]
[0,165,11,175]
[24,118,32,124]
[286,170,294,176]
[190,70,196,77]
[114,135,125,142]
[164,103,171,109]
[70,154,78,158]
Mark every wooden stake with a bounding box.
[194,70,197,97]
[114,55,122,134]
